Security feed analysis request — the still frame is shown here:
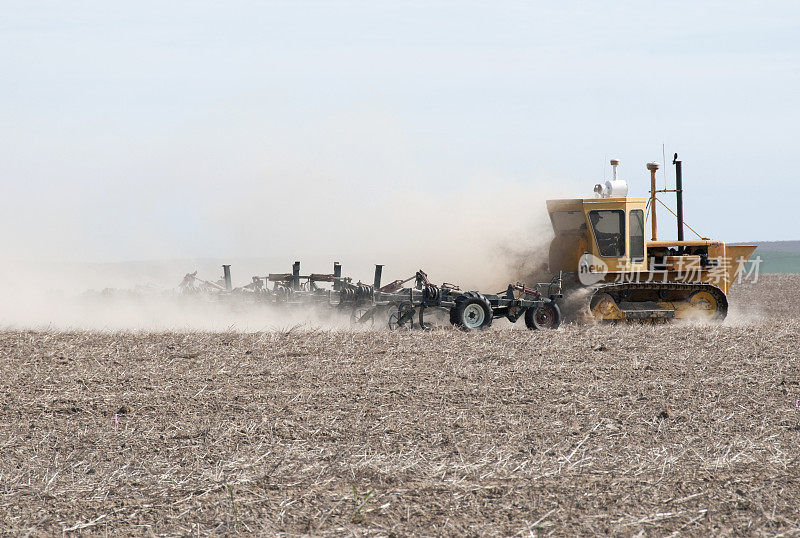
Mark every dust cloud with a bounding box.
[0,178,570,331]
[1,114,585,330]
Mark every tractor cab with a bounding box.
[547,158,648,275]
[547,196,648,276]
[545,158,755,296]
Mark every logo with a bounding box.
[578,253,608,286]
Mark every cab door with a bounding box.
[585,208,628,272]
[627,208,647,272]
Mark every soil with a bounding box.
[1,274,798,535]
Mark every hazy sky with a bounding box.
[2,1,798,265]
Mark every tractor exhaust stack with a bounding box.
[673,153,684,242]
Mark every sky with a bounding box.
[1,1,798,273]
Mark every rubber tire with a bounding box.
[449,292,491,326]
[525,301,562,330]
[450,292,493,331]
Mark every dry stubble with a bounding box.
[0,275,799,535]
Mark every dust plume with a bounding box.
[0,176,564,331]
[0,116,579,330]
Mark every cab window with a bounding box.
[629,209,645,262]
[588,210,625,257]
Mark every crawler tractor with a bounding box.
[546,155,755,322]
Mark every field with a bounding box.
[1,275,799,535]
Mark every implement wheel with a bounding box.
[525,302,562,330]
[450,293,492,331]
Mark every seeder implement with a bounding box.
[360,267,563,331]
[181,262,563,332]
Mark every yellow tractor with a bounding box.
[546,155,755,322]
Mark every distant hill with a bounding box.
[745,240,800,253]
[731,241,800,274]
